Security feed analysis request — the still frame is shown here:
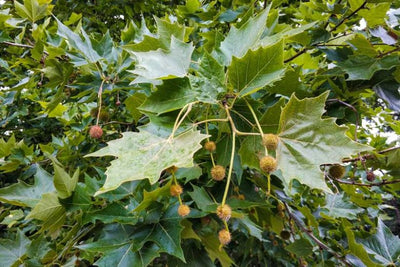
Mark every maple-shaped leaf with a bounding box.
[130,36,194,83]
[276,92,372,193]
[86,130,208,195]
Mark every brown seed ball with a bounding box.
[211,165,226,181]
[170,184,183,197]
[329,165,346,179]
[166,166,178,174]
[216,204,232,221]
[218,229,231,245]
[277,202,285,212]
[89,125,103,139]
[238,194,245,200]
[204,141,216,152]
[366,171,375,182]
[262,134,279,151]
[259,156,277,173]
[178,204,190,217]
[280,230,291,240]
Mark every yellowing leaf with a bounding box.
[276,92,372,193]
[86,130,208,195]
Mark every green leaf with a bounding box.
[131,36,194,82]
[228,41,285,97]
[147,218,185,262]
[344,220,379,267]
[15,0,52,23]
[139,78,195,115]
[0,166,55,207]
[124,93,146,122]
[83,203,138,224]
[181,219,201,241]
[53,162,78,199]
[200,233,234,267]
[358,219,400,265]
[55,18,102,64]
[26,192,66,234]
[285,238,313,257]
[0,230,31,267]
[86,129,208,195]
[213,6,270,66]
[259,22,318,47]
[321,193,363,220]
[277,92,372,193]
[188,185,216,213]
[239,216,264,241]
[134,181,171,212]
[238,135,264,170]
[337,55,400,80]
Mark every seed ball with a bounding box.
[178,204,190,217]
[262,134,279,151]
[216,204,232,221]
[280,230,291,240]
[170,184,183,197]
[259,156,277,173]
[211,165,226,181]
[99,110,110,122]
[166,166,178,174]
[329,165,346,179]
[204,141,216,152]
[90,107,99,118]
[218,229,231,245]
[366,171,375,182]
[89,125,103,139]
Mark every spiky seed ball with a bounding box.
[89,125,103,139]
[216,204,232,221]
[204,141,216,152]
[272,240,279,246]
[277,202,285,212]
[280,230,291,240]
[366,171,375,182]
[218,229,231,245]
[211,165,226,181]
[170,184,183,197]
[262,134,279,151]
[90,107,99,118]
[178,204,190,217]
[166,166,178,174]
[99,110,110,122]
[329,164,346,179]
[259,156,277,173]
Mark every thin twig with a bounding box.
[332,177,400,187]
[341,146,400,163]
[284,203,352,266]
[330,1,367,32]
[284,48,307,63]
[377,47,400,58]
[2,41,34,49]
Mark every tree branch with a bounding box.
[284,203,352,266]
[332,177,400,187]
[1,41,34,49]
[342,146,400,163]
[330,1,367,32]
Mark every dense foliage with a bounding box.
[1,0,400,266]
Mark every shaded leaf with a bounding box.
[26,192,66,234]
[0,230,31,267]
[321,193,364,220]
[337,55,400,80]
[53,162,78,199]
[285,238,313,257]
[0,166,55,208]
[358,219,400,265]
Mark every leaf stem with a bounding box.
[96,79,106,125]
[245,99,267,155]
[170,103,194,139]
[221,131,236,206]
